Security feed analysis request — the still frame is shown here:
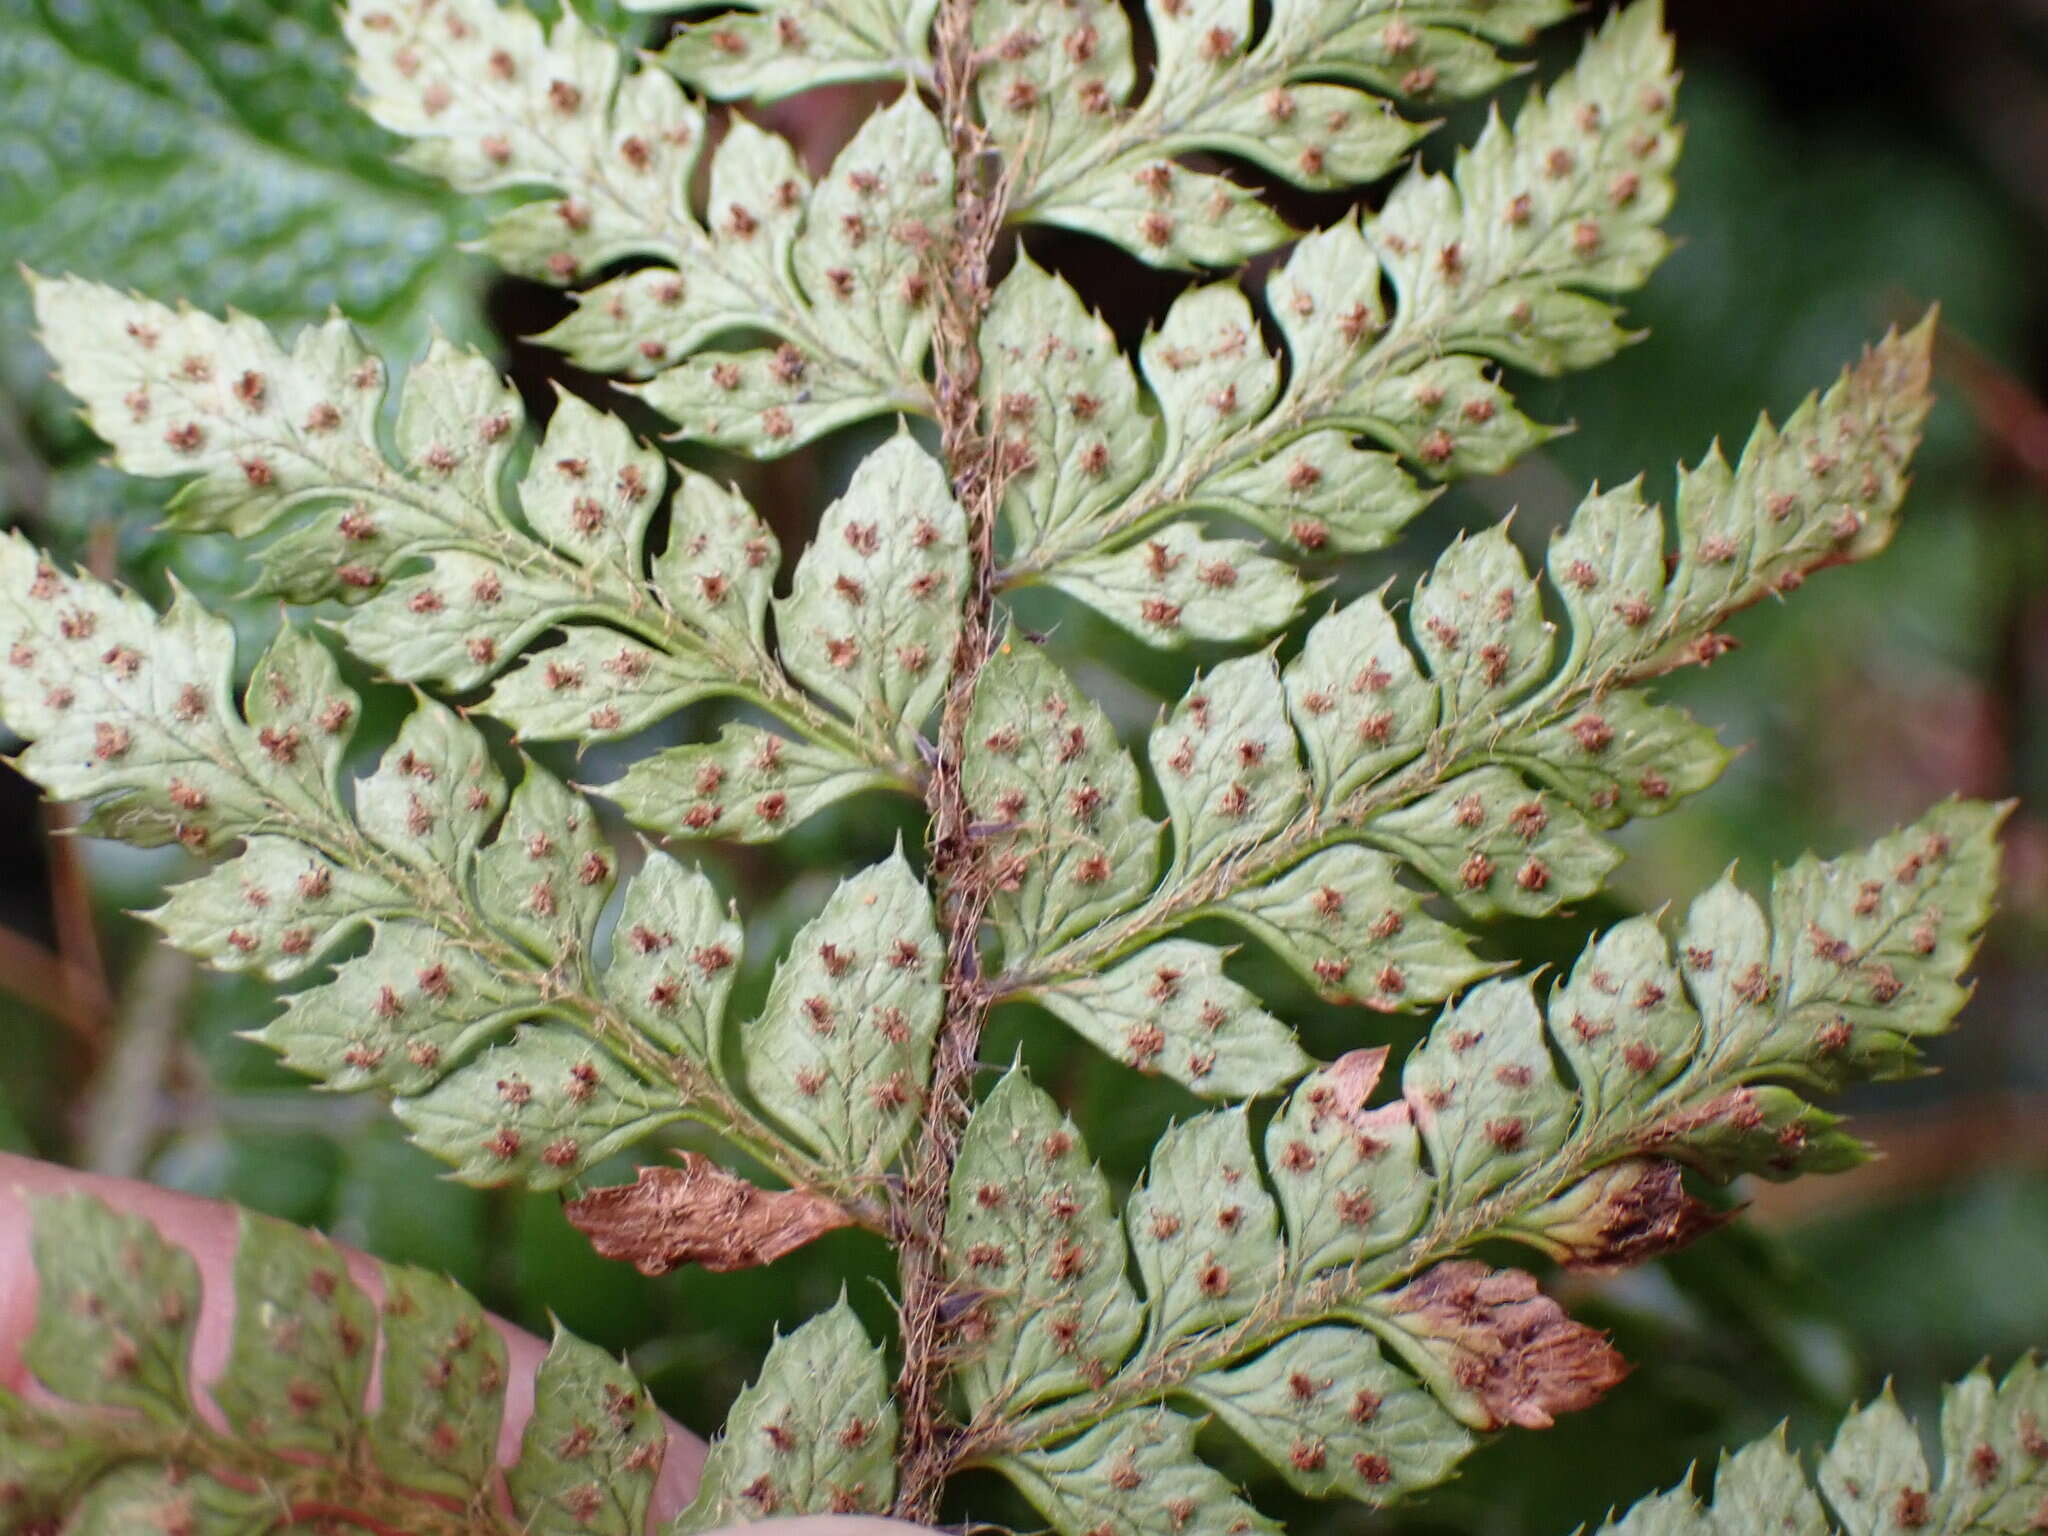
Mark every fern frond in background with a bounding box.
[0,0,2028,1529]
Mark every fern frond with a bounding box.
[978,0,1575,270]
[0,537,932,1199]
[950,800,2000,1530]
[346,0,949,458]
[26,276,918,801]
[985,323,1933,1071]
[0,1192,684,1536]
[997,1,1677,610]
[1585,1361,2048,1534]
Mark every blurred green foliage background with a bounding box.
[1,0,2045,1531]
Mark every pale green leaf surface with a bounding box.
[1681,800,2003,1094]
[992,1409,1278,1536]
[1546,915,1696,1129]
[648,468,786,653]
[1590,1361,2048,1535]
[1283,591,1439,808]
[1263,1049,1428,1277]
[994,0,1574,268]
[947,1072,1143,1416]
[30,277,869,770]
[1027,940,1311,1099]
[0,539,776,1187]
[1504,690,1730,828]
[654,0,939,99]
[1149,653,1308,875]
[1005,5,1672,585]
[1928,1359,2048,1531]
[473,760,616,958]
[1028,160,1294,273]
[605,724,895,843]
[1403,978,1577,1205]
[1186,1327,1473,1502]
[1018,328,1934,986]
[1139,286,1284,494]
[1044,524,1310,648]
[60,1466,272,1536]
[1816,1390,1928,1536]
[983,258,1153,555]
[601,854,743,1062]
[622,100,952,456]
[348,0,699,283]
[507,1328,669,1536]
[1,0,464,438]
[1217,845,1492,1011]
[255,923,534,1096]
[1125,1109,1282,1347]
[1366,767,1622,919]
[355,696,508,871]
[775,434,967,749]
[371,1266,509,1499]
[743,852,942,1174]
[26,1194,198,1425]
[1410,523,1554,729]
[965,639,1161,965]
[674,1302,900,1529]
[483,630,732,744]
[143,837,397,983]
[1196,430,1436,557]
[395,1026,687,1189]
[352,0,953,461]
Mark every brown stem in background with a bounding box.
[891,7,1009,1518]
[39,803,114,1057]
